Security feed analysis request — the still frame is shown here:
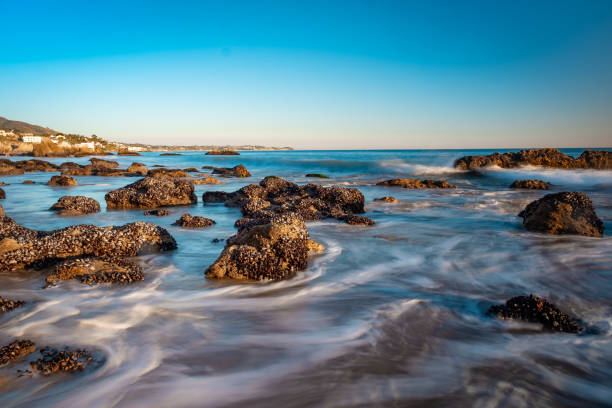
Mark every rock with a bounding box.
[0,203,4,217]
[160,152,181,156]
[510,179,551,190]
[117,150,141,156]
[22,180,35,185]
[172,214,215,228]
[0,187,5,199]
[454,148,612,170]
[374,196,398,203]
[46,256,144,286]
[376,179,456,189]
[127,162,148,176]
[47,175,78,187]
[105,177,197,209]
[0,217,177,271]
[192,176,223,185]
[212,164,251,177]
[0,340,35,365]
[305,173,329,178]
[50,196,101,216]
[202,165,214,170]
[205,213,318,280]
[89,158,119,169]
[203,176,369,225]
[144,209,170,216]
[487,294,582,333]
[205,150,240,155]
[340,214,376,225]
[0,182,7,186]
[518,192,604,237]
[0,159,59,173]
[30,346,99,375]
[183,167,199,173]
[0,296,25,312]
[147,168,192,178]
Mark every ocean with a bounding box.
[1,149,611,407]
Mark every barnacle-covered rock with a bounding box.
[105,177,197,209]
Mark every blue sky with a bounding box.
[1,0,611,149]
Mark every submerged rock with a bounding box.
[172,214,215,228]
[22,180,35,185]
[30,346,99,375]
[47,175,78,187]
[374,196,398,203]
[510,179,551,190]
[518,192,604,237]
[147,168,192,178]
[205,150,240,155]
[205,213,319,280]
[0,340,35,366]
[376,179,456,189]
[340,214,376,226]
[454,148,612,170]
[46,256,144,286]
[192,176,223,185]
[305,173,329,178]
[0,216,177,271]
[487,295,582,333]
[144,209,170,216]
[50,196,101,216]
[0,296,25,312]
[105,177,197,209]
[203,176,371,225]
[160,152,181,156]
[212,164,251,177]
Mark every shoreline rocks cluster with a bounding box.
[376,179,456,189]
[454,148,611,170]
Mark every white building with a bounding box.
[21,135,42,144]
[127,146,143,152]
[75,142,96,150]
[0,130,15,137]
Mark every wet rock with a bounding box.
[22,180,35,185]
[50,196,101,216]
[147,168,192,178]
[0,203,4,217]
[305,173,329,178]
[0,159,60,173]
[117,151,141,156]
[89,158,119,169]
[205,150,240,155]
[183,167,199,173]
[0,340,35,366]
[374,196,398,203]
[510,179,551,190]
[202,191,234,203]
[30,346,98,375]
[192,176,223,185]
[144,209,170,216]
[211,238,223,243]
[160,152,181,156]
[205,213,319,280]
[212,164,251,177]
[47,175,78,187]
[487,294,582,333]
[172,214,215,228]
[0,187,5,199]
[127,162,148,176]
[105,177,197,209]
[376,179,456,189]
[0,296,25,312]
[340,214,375,225]
[518,192,604,237]
[0,216,177,271]
[46,256,144,286]
[0,182,8,186]
[454,148,612,170]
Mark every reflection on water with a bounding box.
[0,149,611,407]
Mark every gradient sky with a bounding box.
[1,0,611,149]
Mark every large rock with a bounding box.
[89,158,119,169]
[105,177,197,209]
[454,148,612,170]
[127,162,148,176]
[46,256,144,286]
[50,196,101,216]
[205,214,320,280]
[0,159,59,173]
[487,295,582,333]
[376,178,456,189]
[172,214,215,228]
[202,176,371,225]
[212,164,251,177]
[518,192,603,237]
[47,175,78,187]
[0,216,177,271]
[510,179,551,190]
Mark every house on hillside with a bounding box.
[20,134,42,144]
[75,141,96,150]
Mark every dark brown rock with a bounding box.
[127,162,148,176]
[147,168,192,178]
[510,179,551,190]
[30,346,99,375]
[47,175,78,187]
[487,294,582,333]
[89,158,119,169]
[205,150,240,155]
[212,164,251,177]
[160,152,181,156]
[0,296,25,312]
[0,216,177,271]
[144,209,170,216]
[117,150,141,156]
[340,215,375,225]
[0,203,4,217]
[376,179,456,189]
[205,213,320,280]
[374,196,398,203]
[22,180,35,185]
[202,191,233,203]
[50,196,101,216]
[518,192,604,237]
[0,159,60,173]
[105,177,197,209]
[0,340,35,365]
[192,176,223,185]
[172,214,215,228]
[0,187,5,199]
[46,256,144,286]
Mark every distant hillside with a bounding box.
[0,116,58,135]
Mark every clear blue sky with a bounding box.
[1,0,611,149]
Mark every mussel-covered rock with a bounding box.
[144,209,170,216]
[0,340,35,365]
[212,164,251,177]
[0,216,177,271]
[510,179,551,190]
[487,294,582,333]
[0,296,25,312]
[205,213,321,280]
[518,192,604,237]
[105,177,197,209]
[192,176,222,185]
[50,196,101,216]
[46,256,144,286]
[172,214,215,228]
[30,346,99,375]
[89,158,119,169]
[374,196,398,203]
[147,168,192,178]
[376,179,456,189]
[47,175,78,187]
